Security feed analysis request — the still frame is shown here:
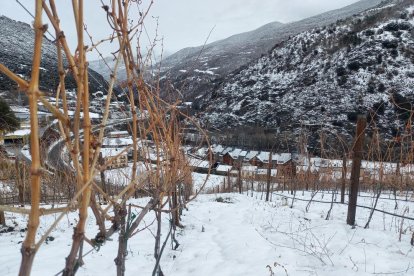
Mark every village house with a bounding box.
[249,151,267,167]
[2,129,31,145]
[310,157,328,171]
[188,157,210,174]
[10,106,30,123]
[100,148,128,170]
[244,151,259,164]
[327,159,352,180]
[296,168,319,185]
[108,130,130,139]
[102,136,133,148]
[10,106,52,128]
[360,161,406,185]
[273,153,296,177]
[207,144,224,163]
[241,165,277,181]
[102,136,134,158]
[303,157,344,183]
[400,163,414,180]
[248,152,295,177]
[222,148,243,166]
[238,150,248,165]
[195,147,209,159]
[219,147,233,163]
[241,165,258,178]
[216,164,233,176]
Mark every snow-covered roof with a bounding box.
[212,144,224,154]
[196,147,208,157]
[38,102,50,106]
[245,151,259,160]
[109,131,129,136]
[9,106,52,118]
[228,148,243,159]
[216,164,233,173]
[148,152,164,162]
[188,157,210,169]
[10,106,29,113]
[256,151,270,162]
[5,129,31,137]
[100,147,128,158]
[63,110,101,119]
[256,152,291,163]
[272,153,292,164]
[221,147,233,155]
[102,137,133,147]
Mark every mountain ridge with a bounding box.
[0,15,108,95]
[157,0,388,102]
[200,0,414,153]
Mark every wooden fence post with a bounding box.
[0,193,5,226]
[227,171,231,192]
[341,155,347,204]
[266,152,272,201]
[347,115,366,226]
[98,152,107,195]
[238,167,242,194]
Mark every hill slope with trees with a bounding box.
[201,0,414,152]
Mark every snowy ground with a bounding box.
[1,191,414,275]
[192,172,227,193]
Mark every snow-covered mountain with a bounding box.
[158,0,386,102]
[201,0,414,152]
[0,16,108,94]
[88,56,126,81]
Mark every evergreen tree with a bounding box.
[0,98,20,132]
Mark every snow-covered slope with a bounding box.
[88,56,127,81]
[1,192,413,275]
[202,0,414,150]
[0,16,108,94]
[158,0,386,101]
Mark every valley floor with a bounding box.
[1,191,414,275]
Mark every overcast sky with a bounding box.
[1,0,360,60]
